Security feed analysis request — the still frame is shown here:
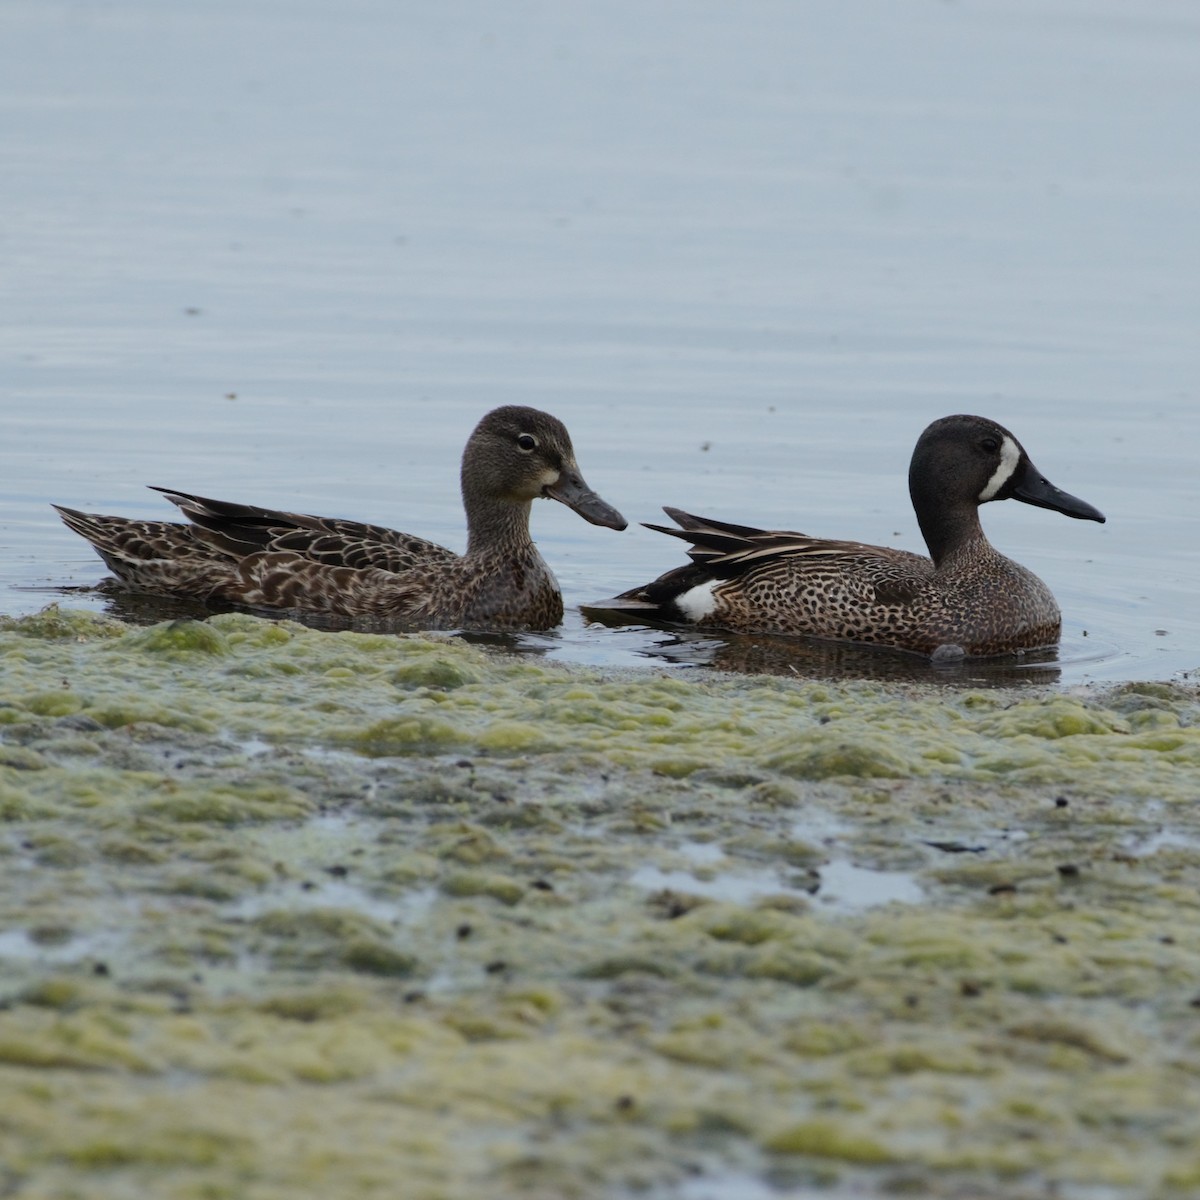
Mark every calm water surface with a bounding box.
[2,0,1197,686]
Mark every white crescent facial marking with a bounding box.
[978,435,1020,502]
[675,578,718,621]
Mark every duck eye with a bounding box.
[980,436,1000,453]
[517,434,538,452]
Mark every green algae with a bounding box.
[441,870,526,905]
[139,781,315,825]
[0,605,126,641]
[763,1119,896,1164]
[764,726,914,779]
[0,607,1198,1199]
[250,908,419,978]
[124,618,232,658]
[0,607,1194,798]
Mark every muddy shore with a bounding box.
[2,607,1198,1199]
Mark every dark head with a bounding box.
[460,406,627,531]
[909,414,1104,562]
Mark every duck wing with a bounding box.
[592,508,931,620]
[152,488,457,573]
[209,551,447,620]
[647,507,925,585]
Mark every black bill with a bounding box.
[543,467,628,530]
[1011,458,1106,523]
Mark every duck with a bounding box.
[55,405,627,631]
[588,414,1104,658]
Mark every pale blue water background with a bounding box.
[2,0,1198,685]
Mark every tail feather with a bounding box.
[53,505,203,563]
[643,522,748,564]
[149,488,314,556]
[589,506,813,624]
[644,506,798,567]
[661,506,773,539]
[53,504,109,546]
[580,560,717,623]
[53,502,241,596]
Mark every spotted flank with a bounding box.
[589,414,1105,658]
[55,406,627,631]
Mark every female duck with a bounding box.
[56,406,626,631]
[594,415,1103,658]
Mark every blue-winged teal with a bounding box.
[56,406,627,631]
[592,414,1104,658]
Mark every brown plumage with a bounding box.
[589,415,1105,658]
[55,406,627,631]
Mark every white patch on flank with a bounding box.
[675,578,718,621]
[977,434,1020,501]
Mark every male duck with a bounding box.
[56,406,627,631]
[592,414,1104,658]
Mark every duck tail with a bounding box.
[53,502,234,593]
[585,560,720,625]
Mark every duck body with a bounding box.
[595,415,1104,658]
[56,406,626,631]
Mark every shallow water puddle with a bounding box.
[225,877,438,927]
[810,859,924,911]
[1121,826,1200,857]
[668,1170,1138,1200]
[0,926,124,966]
[629,837,923,913]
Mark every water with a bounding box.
[3,0,1197,686]
[628,823,924,913]
[630,852,922,914]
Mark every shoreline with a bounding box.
[2,607,1198,1198]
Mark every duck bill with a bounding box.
[1011,459,1106,523]
[543,467,628,530]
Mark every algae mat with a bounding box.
[1,607,1199,1200]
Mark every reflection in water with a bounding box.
[630,851,923,913]
[98,585,231,627]
[582,609,1070,687]
[30,583,1120,686]
[36,582,569,658]
[455,628,560,660]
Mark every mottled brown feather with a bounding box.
[55,406,626,631]
[595,416,1103,658]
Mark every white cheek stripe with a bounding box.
[978,435,1020,501]
[675,578,718,621]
